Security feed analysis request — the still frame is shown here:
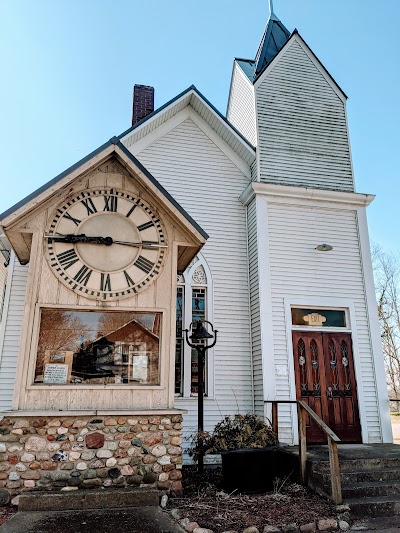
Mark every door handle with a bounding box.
[327,386,333,400]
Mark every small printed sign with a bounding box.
[43,364,69,384]
[303,313,327,327]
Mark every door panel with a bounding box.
[322,333,361,442]
[292,332,329,443]
[292,331,361,444]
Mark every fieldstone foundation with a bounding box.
[0,414,183,499]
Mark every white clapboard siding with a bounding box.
[134,116,254,442]
[266,201,381,443]
[247,199,263,415]
[227,62,257,147]
[256,39,354,192]
[123,91,255,169]
[0,257,28,412]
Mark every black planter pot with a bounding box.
[221,445,280,493]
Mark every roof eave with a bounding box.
[0,138,209,244]
[120,85,256,159]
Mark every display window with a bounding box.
[34,309,161,385]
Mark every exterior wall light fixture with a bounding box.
[316,244,333,252]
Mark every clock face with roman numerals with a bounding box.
[46,189,167,300]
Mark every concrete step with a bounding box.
[312,467,400,486]
[18,487,160,512]
[342,481,400,499]
[345,495,400,517]
[281,445,400,518]
[311,457,400,474]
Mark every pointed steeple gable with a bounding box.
[254,6,290,77]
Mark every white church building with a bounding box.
[0,4,392,496]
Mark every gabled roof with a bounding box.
[90,317,160,347]
[254,30,348,100]
[231,13,290,85]
[231,10,345,102]
[0,138,207,242]
[119,85,256,167]
[0,138,209,265]
[235,59,256,81]
[0,85,256,228]
[254,12,291,77]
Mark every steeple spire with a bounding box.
[268,0,274,16]
[254,1,290,78]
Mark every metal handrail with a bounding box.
[265,400,342,505]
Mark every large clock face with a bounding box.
[46,189,167,300]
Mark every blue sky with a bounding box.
[1,0,399,252]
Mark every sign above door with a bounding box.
[291,308,347,328]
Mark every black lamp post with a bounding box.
[185,320,218,474]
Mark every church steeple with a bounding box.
[254,2,290,78]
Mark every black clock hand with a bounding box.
[45,234,167,248]
[45,234,113,245]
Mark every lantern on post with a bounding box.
[185,320,218,474]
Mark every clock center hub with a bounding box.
[76,213,140,272]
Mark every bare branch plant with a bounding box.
[373,244,400,404]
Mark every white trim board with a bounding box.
[253,82,262,182]
[357,207,393,443]
[240,182,375,209]
[257,197,276,406]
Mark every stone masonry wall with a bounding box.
[0,414,183,498]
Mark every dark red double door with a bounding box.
[292,331,361,443]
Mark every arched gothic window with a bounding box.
[175,254,213,397]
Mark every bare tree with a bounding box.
[36,309,91,372]
[373,244,400,403]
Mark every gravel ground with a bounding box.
[168,466,337,533]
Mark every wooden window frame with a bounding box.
[26,303,166,390]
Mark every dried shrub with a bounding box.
[189,414,278,460]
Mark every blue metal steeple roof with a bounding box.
[254,9,291,77]
[233,4,291,84]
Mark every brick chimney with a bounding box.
[131,84,155,126]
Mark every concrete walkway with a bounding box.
[351,516,400,531]
[3,508,399,533]
[0,507,185,533]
